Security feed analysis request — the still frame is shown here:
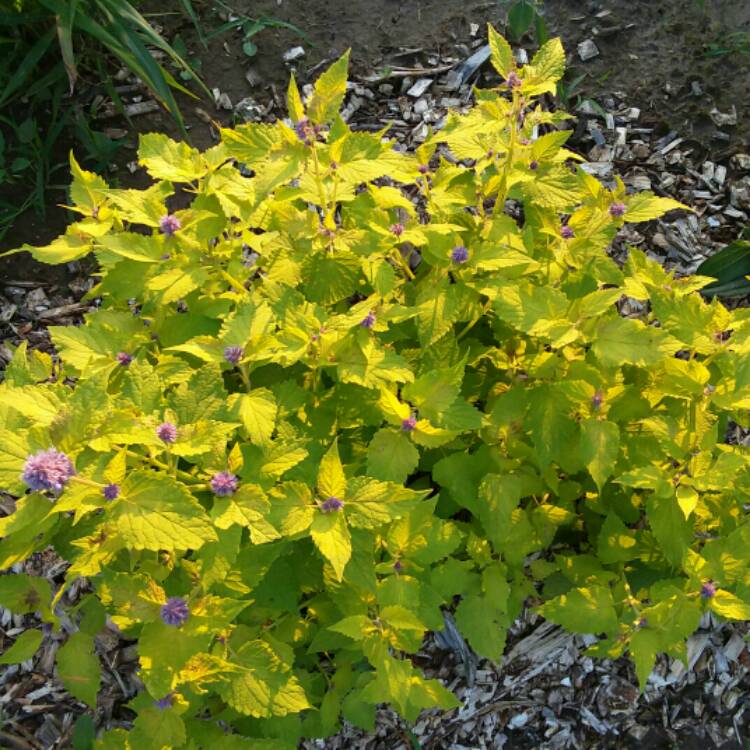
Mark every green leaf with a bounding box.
[540,585,618,634]
[580,419,620,491]
[646,494,690,567]
[112,473,217,551]
[131,706,186,749]
[0,629,43,664]
[307,51,350,125]
[507,0,535,41]
[592,317,670,367]
[629,627,659,690]
[57,632,101,707]
[311,509,351,580]
[0,574,52,618]
[454,594,507,660]
[366,429,419,484]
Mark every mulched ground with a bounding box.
[2,20,750,750]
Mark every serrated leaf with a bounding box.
[57,632,100,707]
[229,389,277,445]
[624,192,688,222]
[0,629,43,664]
[317,439,347,499]
[366,429,419,483]
[580,419,619,491]
[112,473,217,551]
[709,590,750,621]
[487,24,514,76]
[218,641,310,717]
[138,133,208,182]
[307,51,350,125]
[311,509,351,581]
[211,484,280,544]
[540,585,618,634]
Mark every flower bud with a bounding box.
[700,580,717,599]
[390,222,405,238]
[157,422,178,444]
[159,214,181,236]
[560,225,575,240]
[160,597,189,626]
[321,496,344,512]
[506,71,521,89]
[224,345,243,365]
[103,483,120,500]
[116,352,132,366]
[401,415,417,432]
[609,202,626,218]
[451,245,469,264]
[360,311,376,329]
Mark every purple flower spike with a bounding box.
[160,597,189,626]
[701,580,717,599]
[295,118,312,144]
[361,311,377,329]
[22,449,75,492]
[505,71,522,89]
[159,214,181,236]
[591,390,604,411]
[210,471,239,497]
[451,246,469,264]
[560,225,575,239]
[401,415,417,432]
[116,352,132,366]
[224,345,243,365]
[320,496,344,513]
[609,202,627,218]
[390,222,404,238]
[103,483,120,501]
[154,694,174,710]
[157,422,178,444]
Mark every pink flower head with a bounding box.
[157,422,178,444]
[160,597,189,626]
[103,483,120,500]
[609,202,627,218]
[224,345,243,365]
[560,225,575,239]
[700,580,717,599]
[401,415,417,432]
[210,471,239,497]
[22,449,75,492]
[390,222,405,238]
[116,352,132,366]
[295,118,312,145]
[505,71,522,89]
[321,496,344,513]
[451,245,469,264]
[159,214,181,236]
[360,311,376,329]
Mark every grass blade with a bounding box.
[0,25,55,106]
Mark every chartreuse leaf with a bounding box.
[218,640,310,717]
[138,132,208,182]
[709,590,750,620]
[307,51,350,125]
[57,632,101,707]
[211,484,280,544]
[624,192,689,222]
[229,389,277,445]
[0,630,43,664]
[487,24,514,77]
[111,473,217,551]
[311,510,351,581]
[317,439,347,499]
